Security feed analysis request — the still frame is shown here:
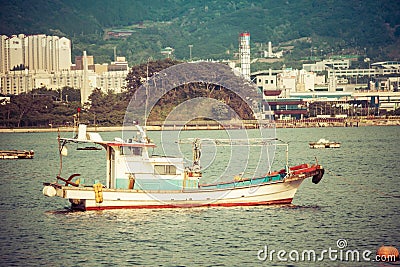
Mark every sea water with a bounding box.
[0,126,399,266]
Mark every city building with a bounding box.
[0,34,129,98]
[0,34,72,74]
[253,59,400,117]
[303,59,350,72]
[255,69,318,99]
[72,55,94,71]
[255,69,280,99]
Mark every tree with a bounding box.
[124,58,179,99]
[87,88,127,126]
[59,86,81,102]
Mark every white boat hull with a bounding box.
[47,179,305,210]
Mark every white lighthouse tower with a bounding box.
[239,32,251,80]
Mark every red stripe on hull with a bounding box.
[84,198,293,211]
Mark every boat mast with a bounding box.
[57,129,63,178]
[285,143,289,172]
[144,58,150,128]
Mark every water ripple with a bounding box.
[0,127,399,266]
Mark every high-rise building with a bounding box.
[0,34,128,96]
[0,36,6,74]
[239,32,250,80]
[0,34,72,74]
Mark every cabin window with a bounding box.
[154,165,176,175]
[120,146,142,156]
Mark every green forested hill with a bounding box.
[1,0,399,65]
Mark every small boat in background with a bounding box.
[309,139,341,149]
[0,150,34,159]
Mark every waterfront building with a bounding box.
[255,69,319,99]
[255,69,279,98]
[253,59,400,117]
[262,98,307,120]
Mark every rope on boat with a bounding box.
[57,128,63,179]
[325,169,400,199]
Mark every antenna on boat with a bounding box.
[285,142,289,172]
[72,107,81,139]
[144,58,151,128]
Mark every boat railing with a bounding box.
[178,138,291,179]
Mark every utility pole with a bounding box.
[188,44,193,61]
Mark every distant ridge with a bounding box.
[1,0,399,62]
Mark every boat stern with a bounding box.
[43,183,64,198]
[43,182,87,210]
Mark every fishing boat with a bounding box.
[0,150,34,159]
[309,139,341,149]
[42,124,325,211]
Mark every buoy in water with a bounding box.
[376,246,399,262]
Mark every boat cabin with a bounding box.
[71,124,200,191]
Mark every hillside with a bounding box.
[1,0,400,65]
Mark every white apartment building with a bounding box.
[96,70,128,93]
[1,34,129,96]
[0,69,128,95]
[0,34,72,74]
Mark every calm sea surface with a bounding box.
[0,126,399,266]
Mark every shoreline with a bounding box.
[1,118,399,133]
[0,126,124,133]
